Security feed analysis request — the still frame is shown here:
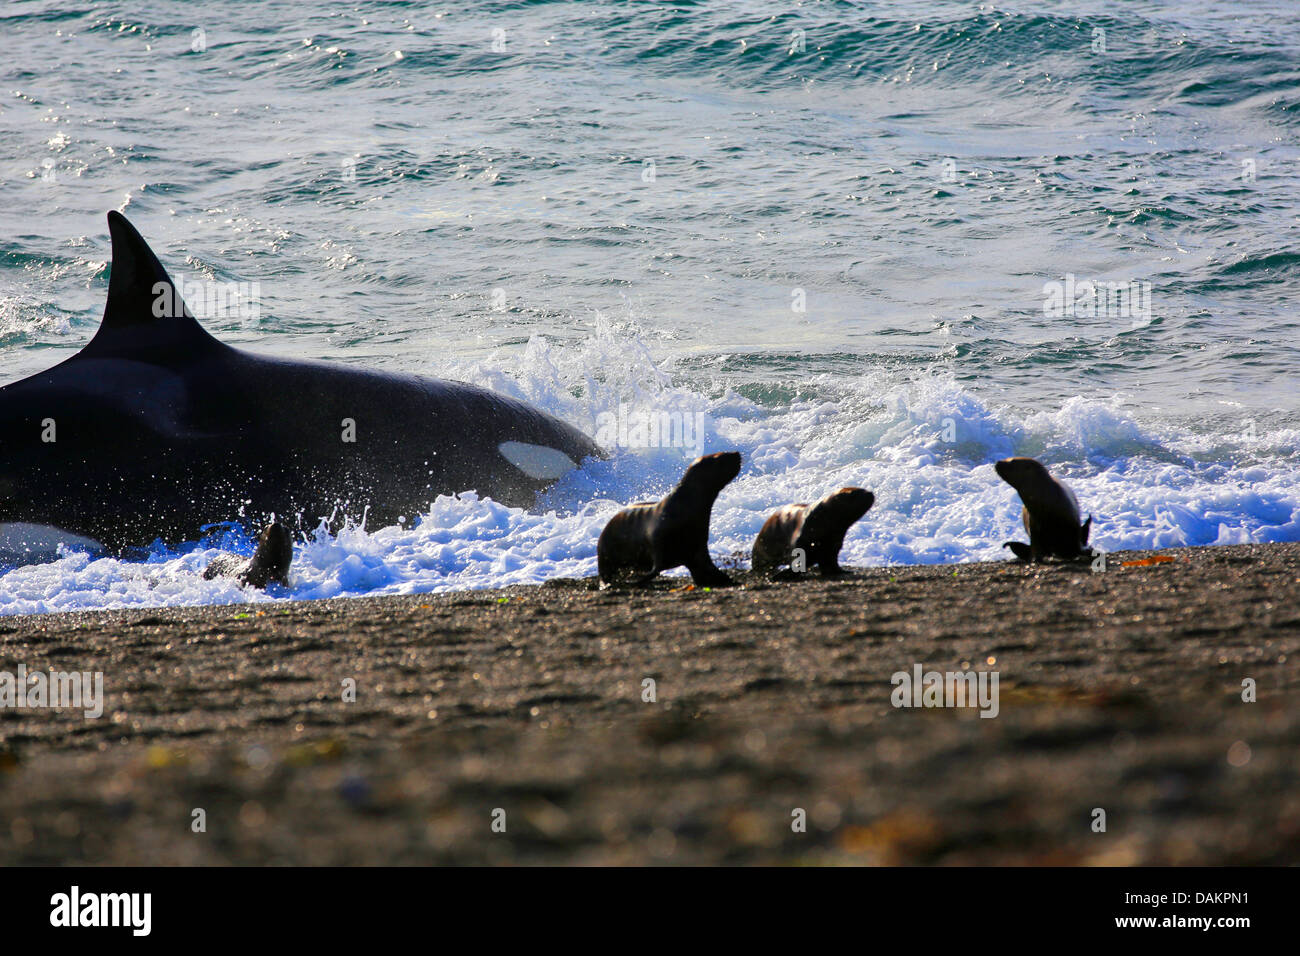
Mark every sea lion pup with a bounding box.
[203,522,293,588]
[994,457,1092,563]
[751,488,875,576]
[598,451,742,587]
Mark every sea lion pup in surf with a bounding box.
[751,488,875,576]
[203,523,293,589]
[994,457,1092,563]
[598,451,742,587]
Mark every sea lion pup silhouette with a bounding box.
[751,488,875,576]
[598,451,742,587]
[203,522,293,589]
[994,457,1092,563]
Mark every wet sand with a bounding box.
[0,542,1297,865]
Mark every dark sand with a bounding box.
[0,542,1296,865]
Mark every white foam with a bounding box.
[1,323,1297,616]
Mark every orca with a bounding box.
[0,211,603,557]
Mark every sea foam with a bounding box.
[1,323,1296,616]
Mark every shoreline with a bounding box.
[2,535,1291,622]
[1,541,1296,864]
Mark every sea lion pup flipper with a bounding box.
[1002,540,1034,563]
[597,452,742,587]
[203,522,293,589]
[994,457,1091,563]
[683,547,735,587]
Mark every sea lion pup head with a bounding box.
[994,457,1091,561]
[800,488,875,537]
[994,457,1058,503]
[682,451,742,497]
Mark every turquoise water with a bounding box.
[1,0,1298,612]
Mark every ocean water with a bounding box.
[1,0,1298,614]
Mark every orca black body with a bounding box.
[0,212,603,557]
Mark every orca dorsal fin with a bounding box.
[1080,514,1092,546]
[81,211,225,359]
